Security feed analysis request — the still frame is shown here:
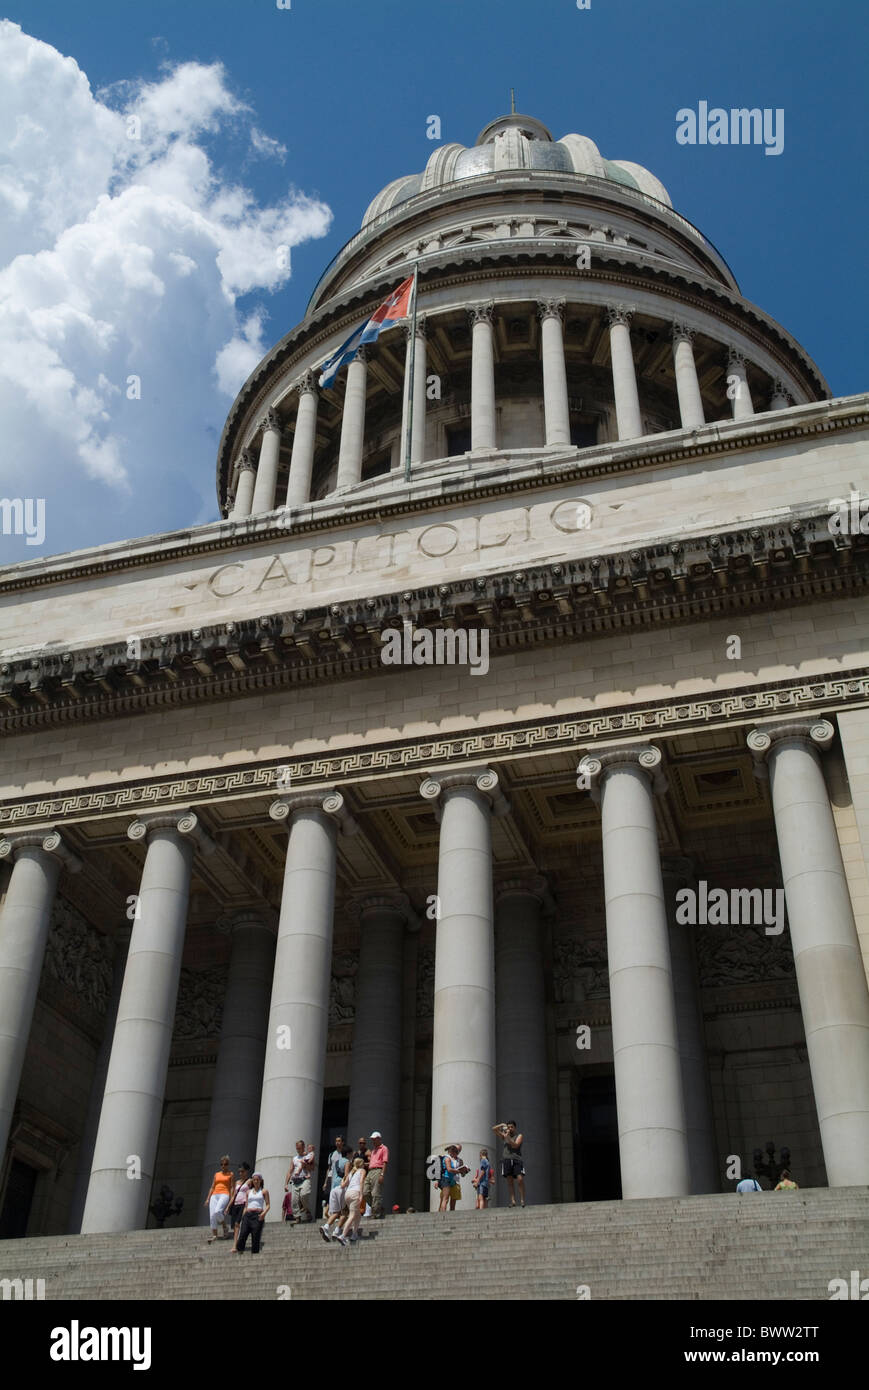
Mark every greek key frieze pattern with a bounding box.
[1,673,866,829]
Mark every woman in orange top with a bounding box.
[204,1155,234,1242]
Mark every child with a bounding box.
[472,1148,492,1209]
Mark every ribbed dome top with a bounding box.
[362,113,672,227]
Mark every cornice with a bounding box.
[1,672,867,830]
[1,507,868,732]
[2,396,864,599]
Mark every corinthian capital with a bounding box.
[259,408,282,434]
[671,321,695,345]
[467,302,495,328]
[536,298,565,324]
[237,447,257,474]
[294,370,318,397]
[606,304,634,329]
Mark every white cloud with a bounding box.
[0,22,332,560]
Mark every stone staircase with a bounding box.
[2,1188,867,1300]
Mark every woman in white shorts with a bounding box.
[334,1158,365,1246]
[204,1155,234,1242]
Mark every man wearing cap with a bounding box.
[363,1131,389,1219]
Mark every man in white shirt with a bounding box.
[285,1139,316,1223]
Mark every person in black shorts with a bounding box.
[493,1120,525,1207]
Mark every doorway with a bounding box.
[573,1073,621,1201]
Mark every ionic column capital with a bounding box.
[747,718,835,775]
[293,370,318,398]
[269,786,358,836]
[0,827,82,872]
[495,872,554,914]
[419,764,509,820]
[606,303,635,329]
[347,890,420,930]
[577,743,667,803]
[536,298,565,324]
[258,408,282,434]
[127,809,217,856]
[237,448,257,474]
[216,909,278,939]
[467,302,495,328]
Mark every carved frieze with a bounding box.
[173,967,227,1039]
[40,899,113,1014]
[329,950,358,1026]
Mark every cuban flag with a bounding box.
[318,275,414,389]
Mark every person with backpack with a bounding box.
[320,1136,349,1241]
[472,1149,493,1209]
[735,1173,763,1193]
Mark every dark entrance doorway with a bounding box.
[318,1093,349,1215]
[0,1158,39,1239]
[573,1073,621,1201]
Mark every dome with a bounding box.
[361,113,672,227]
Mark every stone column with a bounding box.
[468,304,497,451]
[229,450,257,520]
[748,719,869,1185]
[606,305,643,441]
[250,409,282,514]
[255,789,357,1210]
[0,829,81,1167]
[400,317,428,470]
[335,347,369,491]
[769,379,790,411]
[420,766,508,1204]
[286,372,318,508]
[495,876,553,1204]
[81,810,213,1233]
[672,323,705,430]
[727,350,754,421]
[578,745,690,1198]
[347,892,417,1211]
[537,300,571,447]
[70,925,131,1232]
[198,911,276,1222]
[660,857,719,1194]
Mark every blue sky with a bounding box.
[0,0,866,561]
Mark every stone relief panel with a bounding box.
[41,899,113,1015]
[329,951,357,1027]
[553,935,609,1003]
[173,967,227,1039]
[697,924,795,988]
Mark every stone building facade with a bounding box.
[1,111,869,1235]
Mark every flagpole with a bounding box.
[403,263,419,483]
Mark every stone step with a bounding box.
[3,1188,866,1301]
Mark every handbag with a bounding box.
[452,1182,462,1201]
